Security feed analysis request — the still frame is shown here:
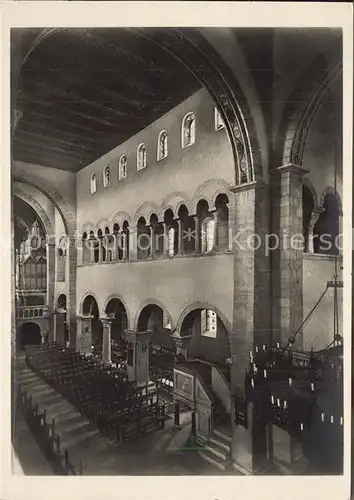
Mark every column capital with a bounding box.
[77,314,94,321]
[100,313,115,324]
[123,329,153,345]
[273,163,309,177]
[55,308,67,315]
[308,206,325,230]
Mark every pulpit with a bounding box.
[122,329,153,386]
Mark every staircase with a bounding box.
[198,428,232,471]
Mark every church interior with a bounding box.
[11,27,344,476]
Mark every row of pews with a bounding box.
[25,343,166,442]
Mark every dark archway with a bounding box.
[105,298,128,343]
[313,193,340,255]
[180,307,231,365]
[105,297,128,364]
[82,295,102,355]
[19,322,41,347]
[137,304,174,351]
[57,293,67,310]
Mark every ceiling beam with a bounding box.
[13,146,86,171]
[18,116,101,144]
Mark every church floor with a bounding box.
[12,409,53,475]
[12,356,237,476]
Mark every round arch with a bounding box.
[190,179,233,214]
[134,299,173,332]
[81,221,96,235]
[80,292,100,316]
[13,188,54,237]
[56,293,67,310]
[302,177,319,209]
[176,302,232,338]
[111,211,132,229]
[133,202,160,227]
[19,321,42,347]
[159,192,191,220]
[13,174,75,237]
[103,294,131,328]
[95,217,111,233]
[177,303,232,364]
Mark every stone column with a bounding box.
[89,238,95,264]
[98,238,103,263]
[163,223,169,257]
[101,315,113,365]
[111,234,118,261]
[150,226,156,259]
[122,232,128,261]
[307,207,324,253]
[77,238,83,266]
[122,330,153,386]
[272,164,308,347]
[193,215,200,254]
[229,180,271,475]
[177,219,183,255]
[76,315,93,355]
[213,210,219,251]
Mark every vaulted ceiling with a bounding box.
[12,28,201,172]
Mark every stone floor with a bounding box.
[13,357,226,476]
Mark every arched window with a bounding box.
[137,144,147,171]
[201,218,215,253]
[201,309,217,338]
[168,228,175,257]
[157,130,168,161]
[103,165,110,187]
[182,112,196,148]
[90,174,97,194]
[215,107,225,131]
[118,155,127,180]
